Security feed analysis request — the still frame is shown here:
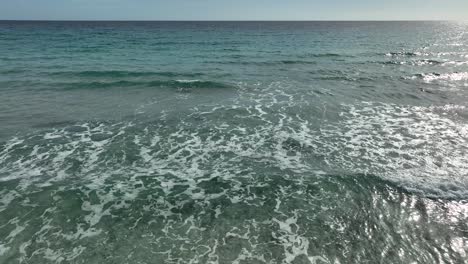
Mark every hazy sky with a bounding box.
[1,0,467,20]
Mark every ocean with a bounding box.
[0,21,468,263]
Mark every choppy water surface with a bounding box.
[1,21,468,263]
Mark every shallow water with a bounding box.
[1,21,468,263]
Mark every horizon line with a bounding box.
[0,19,461,22]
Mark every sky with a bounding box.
[1,0,467,21]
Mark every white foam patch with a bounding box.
[176,79,200,83]
[422,72,468,82]
[273,212,329,264]
[328,102,468,197]
[0,244,9,256]
[0,189,18,212]
[442,61,468,66]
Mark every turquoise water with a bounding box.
[1,21,468,263]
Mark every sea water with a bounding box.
[0,21,468,263]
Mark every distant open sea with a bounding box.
[1,21,468,263]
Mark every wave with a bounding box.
[209,60,317,66]
[381,59,443,65]
[410,72,468,82]
[146,40,250,46]
[381,59,468,66]
[385,52,427,57]
[279,60,317,65]
[207,54,352,66]
[441,61,468,66]
[2,101,467,200]
[48,70,205,78]
[0,69,26,74]
[307,69,383,82]
[312,76,374,82]
[305,53,354,58]
[385,51,468,58]
[57,79,234,90]
[324,173,411,195]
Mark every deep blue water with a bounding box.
[1,21,468,263]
